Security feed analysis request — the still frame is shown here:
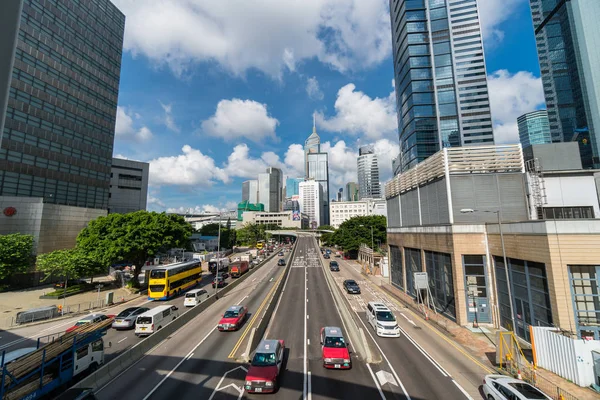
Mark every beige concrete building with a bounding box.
[385,144,600,341]
[242,211,308,229]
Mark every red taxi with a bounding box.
[320,326,351,369]
[245,339,285,393]
[217,305,248,331]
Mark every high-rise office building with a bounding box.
[258,167,282,212]
[108,158,149,214]
[345,182,359,201]
[357,146,382,199]
[285,177,304,198]
[518,110,551,148]
[242,180,259,204]
[390,0,494,173]
[299,180,323,228]
[304,117,330,225]
[0,0,125,253]
[530,0,600,168]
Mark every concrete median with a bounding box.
[71,247,283,391]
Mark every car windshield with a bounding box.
[150,269,166,279]
[224,311,239,318]
[324,336,346,348]
[508,383,547,399]
[376,311,396,321]
[117,309,136,317]
[346,281,357,286]
[251,352,277,367]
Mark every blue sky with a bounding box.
[111,0,546,213]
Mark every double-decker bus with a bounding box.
[148,260,202,300]
[256,240,265,250]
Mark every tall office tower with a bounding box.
[390,0,494,173]
[337,188,343,202]
[242,180,259,204]
[305,117,330,224]
[518,110,551,148]
[357,146,382,199]
[530,0,600,168]
[299,180,323,228]
[0,0,125,253]
[108,158,149,214]
[285,177,304,197]
[258,167,283,212]
[345,182,359,201]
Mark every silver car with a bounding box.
[112,307,150,330]
[482,375,552,400]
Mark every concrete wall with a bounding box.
[109,158,149,214]
[542,173,600,217]
[0,196,106,254]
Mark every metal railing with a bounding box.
[532,372,579,400]
[0,299,107,329]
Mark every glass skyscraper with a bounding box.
[357,146,381,199]
[304,117,330,225]
[530,0,600,169]
[0,0,125,210]
[390,0,494,173]
[285,177,304,198]
[258,167,282,212]
[517,110,551,148]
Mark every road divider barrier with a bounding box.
[70,247,284,392]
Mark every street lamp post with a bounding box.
[460,208,516,333]
[215,213,222,300]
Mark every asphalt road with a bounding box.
[94,245,291,400]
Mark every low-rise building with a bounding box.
[385,144,600,341]
[184,211,238,231]
[190,234,219,252]
[330,198,388,228]
[242,211,308,229]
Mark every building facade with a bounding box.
[517,110,551,148]
[242,211,308,229]
[390,0,494,173]
[357,145,382,199]
[0,0,125,210]
[108,158,149,214]
[345,182,359,201]
[286,177,303,198]
[304,119,330,225]
[242,179,259,204]
[530,0,600,168]
[299,180,323,228]
[258,167,282,212]
[330,198,389,229]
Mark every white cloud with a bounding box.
[112,0,391,78]
[478,0,524,46]
[147,195,166,209]
[321,140,358,189]
[284,144,305,178]
[488,69,546,144]
[148,145,229,187]
[167,202,237,214]
[160,102,180,133]
[224,144,272,179]
[201,99,279,142]
[306,77,324,101]
[373,138,400,183]
[318,83,398,140]
[115,106,154,142]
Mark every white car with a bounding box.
[482,375,552,400]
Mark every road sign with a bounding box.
[413,272,428,290]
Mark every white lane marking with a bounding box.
[366,364,386,400]
[117,337,127,344]
[236,295,249,304]
[307,315,309,319]
[452,379,474,400]
[400,313,417,327]
[375,370,398,387]
[208,366,248,400]
[303,243,308,400]
[307,370,312,400]
[397,325,450,377]
[252,278,257,282]
[185,352,194,361]
[269,278,273,282]
[307,339,310,345]
[142,326,217,400]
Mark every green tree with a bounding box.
[77,211,192,287]
[199,223,220,237]
[331,215,387,252]
[37,249,104,283]
[0,233,35,280]
[317,225,336,246]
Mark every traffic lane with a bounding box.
[96,254,286,400]
[306,258,385,400]
[141,259,287,399]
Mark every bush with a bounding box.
[44,284,88,297]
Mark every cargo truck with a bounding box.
[0,319,112,400]
[209,258,230,274]
[229,261,249,278]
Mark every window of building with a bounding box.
[390,246,403,290]
[537,206,594,220]
[405,248,422,297]
[569,266,600,340]
[425,251,455,319]
[463,255,491,323]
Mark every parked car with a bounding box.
[329,261,339,271]
[482,375,552,400]
[66,314,111,333]
[54,279,88,289]
[320,326,351,369]
[112,307,150,330]
[277,259,286,266]
[343,280,361,294]
[245,339,285,393]
[218,305,248,331]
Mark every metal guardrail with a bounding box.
[532,373,579,400]
[0,300,108,329]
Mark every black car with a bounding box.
[329,261,339,271]
[343,279,361,294]
[323,253,330,259]
[277,258,286,266]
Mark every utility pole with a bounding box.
[215,213,222,300]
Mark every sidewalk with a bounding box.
[361,267,598,400]
[0,278,141,329]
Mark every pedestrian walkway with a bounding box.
[0,278,141,329]
[357,264,599,400]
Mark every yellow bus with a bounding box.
[147,260,202,300]
[256,241,265,250]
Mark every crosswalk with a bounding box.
[333,276,399,312]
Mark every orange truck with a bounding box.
[229,261,249,278]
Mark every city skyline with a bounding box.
[52,0,547,213]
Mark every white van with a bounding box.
[184,288,210,307]
[366,302,400,337]
[135,305,179,336]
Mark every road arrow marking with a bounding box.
[208,366,248,400]
[400,313,417,327]
[376,370,398,387]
